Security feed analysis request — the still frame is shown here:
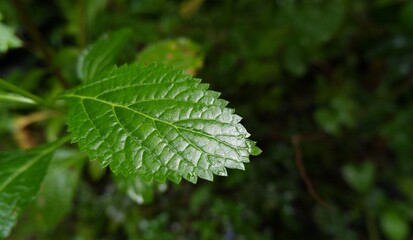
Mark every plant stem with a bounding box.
[291,134,332,208]
[365,209,381,240]
[35,134,72,155]
[15,111,61,149]
[0,78,46,106]
[49,134,72,150]
[12,0,70,89]
[77,0,87,48]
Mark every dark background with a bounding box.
[1,0,413,239]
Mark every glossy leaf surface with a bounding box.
[0,91,36,105]
[0,141,61,238]
[77,29,131,82]
[64,64,260,183]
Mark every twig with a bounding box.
[291,134,332,208]
[391,74,413,98]
[77,0,87,48]
[365,209,381,240]
[15,111,59,149]
[0,78,46,106]
[12,0,70,89]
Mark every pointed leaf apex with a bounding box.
[65,64,258,184]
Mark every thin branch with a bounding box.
[365,209,381,240]
[77,0,87,48]
[0,78,46,106]
[15,111,59,149]
[12,0,70,89]
[391,74,413,98]
[291,134,332,208]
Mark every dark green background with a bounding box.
[1,0,413,239]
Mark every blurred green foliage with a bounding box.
[0,13,21,53]
[137,38,204,75]
[1,0,413,239]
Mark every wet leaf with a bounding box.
[64,64,259,183]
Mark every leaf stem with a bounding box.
[47,134,72,151]
[12,0,70,89]
[0,78,46,106]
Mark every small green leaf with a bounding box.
[342,161,375,193]
[77,29,132,82]
[0,140,64,238]
[64,64,259,183]
[251,145,262,156]
[0,15,22,53]
[137,38,204,75]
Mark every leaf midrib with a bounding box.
[66,94,242,154]
[0,150,48,193]
[0,135,70,193]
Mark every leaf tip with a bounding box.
[183,172,198,184]
[251,146,262,156]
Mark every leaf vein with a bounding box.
[69,94,241,154]
[112,106,162,172]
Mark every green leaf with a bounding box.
[0,14,22,53]
[28,149,84,231]
[0,139,65,238]
[0,91,36,105]
[380,209,409,240]
[64,64,259,183]
[342,161,375,194]
[114,174,164,204]
[137,38,204,75]
[77,29,132,82]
